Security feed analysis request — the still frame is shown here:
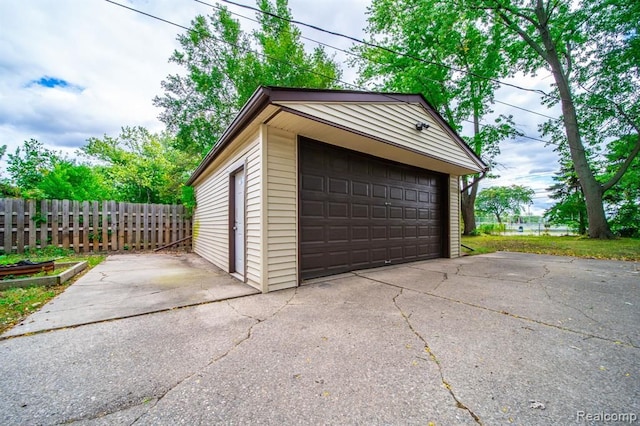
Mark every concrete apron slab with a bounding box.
[2,253,259,337]
[0,252,637,425]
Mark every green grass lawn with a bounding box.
[461,234,640,261]
[0,247,105,334]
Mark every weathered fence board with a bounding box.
[0,198,191,254]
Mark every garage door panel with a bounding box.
[301,200,324,217]
[352,204,369,218]
[403,245,418,258]
[404,189,417,201]
[352,249,370,266]
[389,225,403,239]
[328,226,349,243]
[418,226,431,237]
[352,181,369,196]
[302,174,324,192]
[328,178,349,195]
[389,207,403,219]
[300,138,445,280]
[404,171,417,184]
[372,226,387,239]
[390,187,403,200]
[372,184,387,198]
[328,202,348,218]
[371,161,387,178]
[352,226,369,241]
[371,248,387,262]
[404,207,417,219]
[389,246,404,260]
[329,156,349,172]
[373,205,388,218]
[328,251,350,266]
[350,159,369,175]
[301,226,324,242]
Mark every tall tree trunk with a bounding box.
[461,175,480,235]
[533,1,614,239]
[460,106,482,236]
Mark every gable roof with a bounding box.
[187,86,487,185]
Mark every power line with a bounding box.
[216,0,554,98]
[194,0,567,139]
[104,0,190,31]
[494,100,558,121]
[195,0,370,67]
[104,0,576,153]
[104,0,357,91]
[194,0,568,139]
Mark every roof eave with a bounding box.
[186,86,488,185]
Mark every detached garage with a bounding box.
[186,86,486,293]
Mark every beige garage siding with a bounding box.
[265,127,298,291]
[192,132,262,290]
[245,140,262,287]
[449,176,460,258]
[275,102,481,172]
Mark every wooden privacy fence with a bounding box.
[0,198,192,254]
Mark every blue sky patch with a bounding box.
[28,76,83,91]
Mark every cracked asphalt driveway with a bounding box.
[1,252,638,425]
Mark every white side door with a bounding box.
[234,171,245,275]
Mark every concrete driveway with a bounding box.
[0,252,638,425]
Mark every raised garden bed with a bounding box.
[0,260,55,278]
[0,261,88,291]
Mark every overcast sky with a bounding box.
[0,0,561,215]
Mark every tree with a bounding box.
[6,139,57,198]
[602,135,640,237]
[544,169,588,235]
[38,160,112,201]
[476,185,534,224]
[0,144,20,197]
[82,127,195,204]
[5,139,114,200]
[354,0,518,235]
[466,0,640,238]
[154,0,341,157]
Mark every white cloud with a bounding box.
[0,0,565,214]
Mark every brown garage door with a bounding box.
[299,137,446,280]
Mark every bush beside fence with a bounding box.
[0,198,191,254]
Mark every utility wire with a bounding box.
[198,0,562,124]
[194,0,570,148]
[104,0,356,91]
[104,0,190,31]
[494,100,558,121]
[215,0,554,98]
[105,0,576,152]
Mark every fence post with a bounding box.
[62,199,70,250]
[40,199,49,249]
[3,199,13,253]
[51,200,59,248]
[16,199,25,253]
[81,201,90,253]
[27,200,36,250]
[150,203,157,250]
[91,201,99,252]
[72,201,80,252]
